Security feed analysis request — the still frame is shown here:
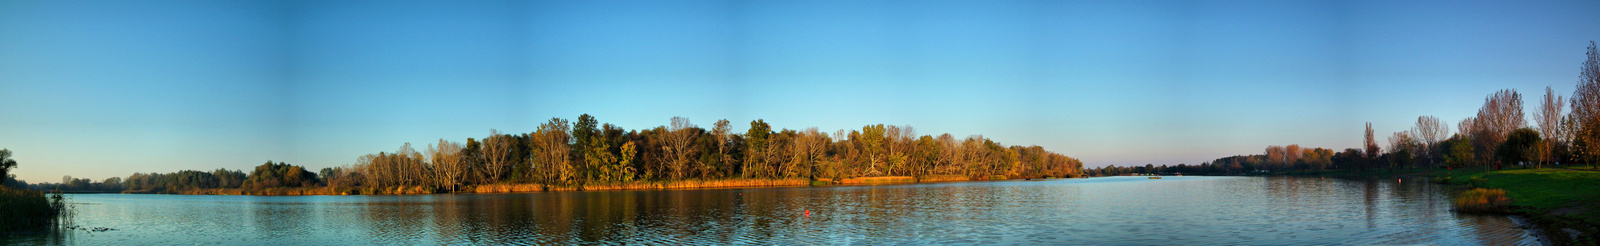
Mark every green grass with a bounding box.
[1428,166,1600,243]
[1433,166,1600,210]
[1563,165,1600,171]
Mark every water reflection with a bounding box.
[1,176,1542,245]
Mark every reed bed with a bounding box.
[916,175,972,183]
[0,186,66,231]
[839,176,916,185]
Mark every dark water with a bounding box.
[3,176,1543,245]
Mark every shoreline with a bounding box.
[142,174,1002,196]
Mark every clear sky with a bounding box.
[3,0,1598,183]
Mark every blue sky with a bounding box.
[2,0,1598,182]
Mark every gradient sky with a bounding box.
[3,0,1598,183]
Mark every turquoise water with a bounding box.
[2,176,1542,245]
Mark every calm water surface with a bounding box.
[3,176,1543,245]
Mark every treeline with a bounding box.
[1085,146,1340,176]
[22,117,1083,194]
[27,175,125,193]
[22,160,327,194]
[321,116,1083,192]
[1340,43,1600,172]
[122,169,248,193]
[1155,41,1600,174]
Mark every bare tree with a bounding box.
[936,133,958,175]
[885,125,904,176]
[963,135,986,177]
[800,128,830,179]
[1482,89,1527,139]
[896,126,916,175]
[428,139,465,193]
[1412,116,1449,168]
[759,130,785,178]
[664,117,699,180]
[393,143,426,187]
[480,129,515,183]
[1476,89,1525,167]
[1536,86,1565,166]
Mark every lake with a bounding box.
[2,176,1543,245]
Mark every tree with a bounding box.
[1530,86,1565,167]
[242,161,320,189]
[1443,135,1475,169]
[744,120,772,178]
[1475,89,1526,168]
[571,114,601,183]
[1285,144,1302,169]
[1264,145,1285,170]
[615,141,637,182]
[462,138,481,184]
[530,118,573,185]
[1500,128,1541,168]
[883,125,914,176]
[428,139,465,193]
[1411,116,1449,168]
[1365,122,1381,170]
[711,119,735,178]
[480,130,516,183]
[580,139,617,183]
[663,117,700,180]
[1573,41,1600,167]
[1460,116,1488,165]
[792,128,829,179]
[915,135,941,177]
[0,149,16,186]
[936,133,958,175]
[860,124,887,176]
[1388,132,1417,170]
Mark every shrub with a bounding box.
[1455,188,1512,213]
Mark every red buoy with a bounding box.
[805,210,810,217]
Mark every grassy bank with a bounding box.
[0,186,67,232]
[1422,166,1600,244]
